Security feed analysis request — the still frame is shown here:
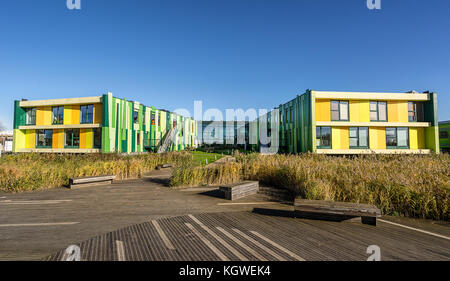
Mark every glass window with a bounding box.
[440,130,449,139]
[370,101,387,121]
[93,128,102,149]
[408,102,424,122]
[80,105,94,124]
[26,108,36,125]
[331,101,349,121]
[349,127,369,148]
[52,106,64,125]
[134,110,139,124]
[316,127,331,148]
[36,129,52,148]
[151,113,155,125]
[386,128,409,148]
[65,129,80,148]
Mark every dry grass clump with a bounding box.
[170,153,449,220]
[0,152,191,192]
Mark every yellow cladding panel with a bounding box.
[409,127,425,149]
[52,129,64,149]
[332,127,349,149]
[25,130,36,149]
[72,105,80,124]
[315,99,330,122]
[369,127,386,149]
[80,129,93,149]
[349,100,370,122]
[64,105,72,124]
[13,129,25,152]
[94,103,102,124]
[36,107,52,125]
[388,101,408,123]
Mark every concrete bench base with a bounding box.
[220,181,259,200]
[294,199,381,226]
[69,175,116,189]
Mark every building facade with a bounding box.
[197,121,253,149]
[13,93,197,153]
[257,90,440,154]
[439,121,450,153]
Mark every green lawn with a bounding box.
[191,151,224,166]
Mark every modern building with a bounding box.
[197,121,255,150]
[439,121,450,153]
[12,93,197,153]
[257,90,440,154]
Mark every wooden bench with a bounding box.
[156,163,174,170]
[220,181,259,200]
[69,175,116,189]
[294,199,381,226]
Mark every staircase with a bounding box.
[157,129,178,153]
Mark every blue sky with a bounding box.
[0,0,449,129]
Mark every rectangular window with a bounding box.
[65,129,80,148]
[36,129,52,148]
[370,101,387,121]
[408,102,424,122]
[349,127,369,148]
[439,130,449,139]
[26,108,36,125]
[133,110,139,124]
[142,110,146,126]
[93,128,102,149]
[316,127,331,148]
[137,132,141,144]
[331,101,349,121]
[386,127,409,148]
[285,108,288,123]
[52,106,64,125]
[151,113,155,125]
[80,105,94,124]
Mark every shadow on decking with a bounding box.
[252,207,357,222]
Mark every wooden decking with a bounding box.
[44,212,450,261]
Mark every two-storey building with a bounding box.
[258,90,439,154]
[12,92,197,153]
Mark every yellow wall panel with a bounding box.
[13,129,25,152]
[72,105,80,124]
[315,99,330,122]
[388,101,408,123]
[94,103,102,124]
[369,127,386,150]
[64,105,72,124]
[332,127,349,149]
[36,107,51,125]
[161,111,167,132]
[25,130,35,149]
[52,129,64,149]
[80,129,93,149]
[409,127,425,149]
